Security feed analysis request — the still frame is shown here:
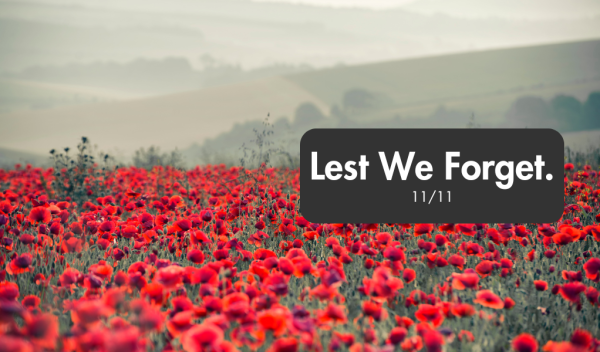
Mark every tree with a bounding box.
[505,96,555,129]
[551,94,583,131]
[132,146,185,169]
[584,92,600,130]
[293,102,325,128]
[342,88,375,114]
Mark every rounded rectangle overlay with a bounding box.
[300,129,564,223]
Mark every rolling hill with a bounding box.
[287,38,600,122]
[0,39,599,157]
[0,76,329,156]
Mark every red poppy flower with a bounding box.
[583,258,600,282]
[457,223,477,236]
[451,303,476,317]
[473,290,504,309]
[187,249,205,264]
[401,336,423,352]
[318,303,347,325]
[0,281,19,300]
[561,270,582,282]
[62,237,82,253]
[402,268,416,283]
[388,327,408,345]
[222,292,249,320]
[263,273,288,296]
[362,267,404,302]
[181,323,225,352]
[558,282,586,303]
[414,304,444,327]
[504,297,516,310]
[24,313,59,349]
[155,266,184,289]
[552,233,573,246]
[269,337,298,352]
[258,307,290,335]
[475,260,496,278]
[449,254,466,271]
[414,223,434,236]
[171,219,190,233]
[22,295,40,310]
[28,206,51,224]
[384,246,406,262]
[362,300,388,322]
[423,329,445,352]
[88,261,113,281]
[99,220,116,233]
[141,283,168,306]
[71,300,107,327]
[534,280,548,291]
[8,253,33,275]
[512,333,538,352]
[451,273,479,290]
[585,286,599,306]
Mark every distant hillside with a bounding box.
[287,39,600,123]
[1,39,599,157]
[403,0,600,19]
[0,79,139,114]
[0,76,329,156]
[0,147,50,169]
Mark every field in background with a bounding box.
[0,79,141,113]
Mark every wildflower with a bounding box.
[415,304,444,327]
[28,206,51,223]
[187,249,205,264]
[181,323,226,352]
[8,253,33,275]
[512,333,538,352]
[403,268,416,283]
[583,258,600,282]
[473,290,504,309]
[534,280,548,291]
[451,273,479,290]
[0,281,19,300]
[558,282,586,303]
[388,327,408,345]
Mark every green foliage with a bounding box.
[49,137,113,204]
[132,145,185,170]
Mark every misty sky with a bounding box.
[1,0,599,162]
[253,0,600,19]
[253,0,415,9]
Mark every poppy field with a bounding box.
[0,152,599,352]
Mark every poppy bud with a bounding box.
[551,284,560,295]
[549,265,555,273]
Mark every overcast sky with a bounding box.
[253,0,415,9]
[252,0,600,19]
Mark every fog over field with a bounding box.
[0,0,599,166]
